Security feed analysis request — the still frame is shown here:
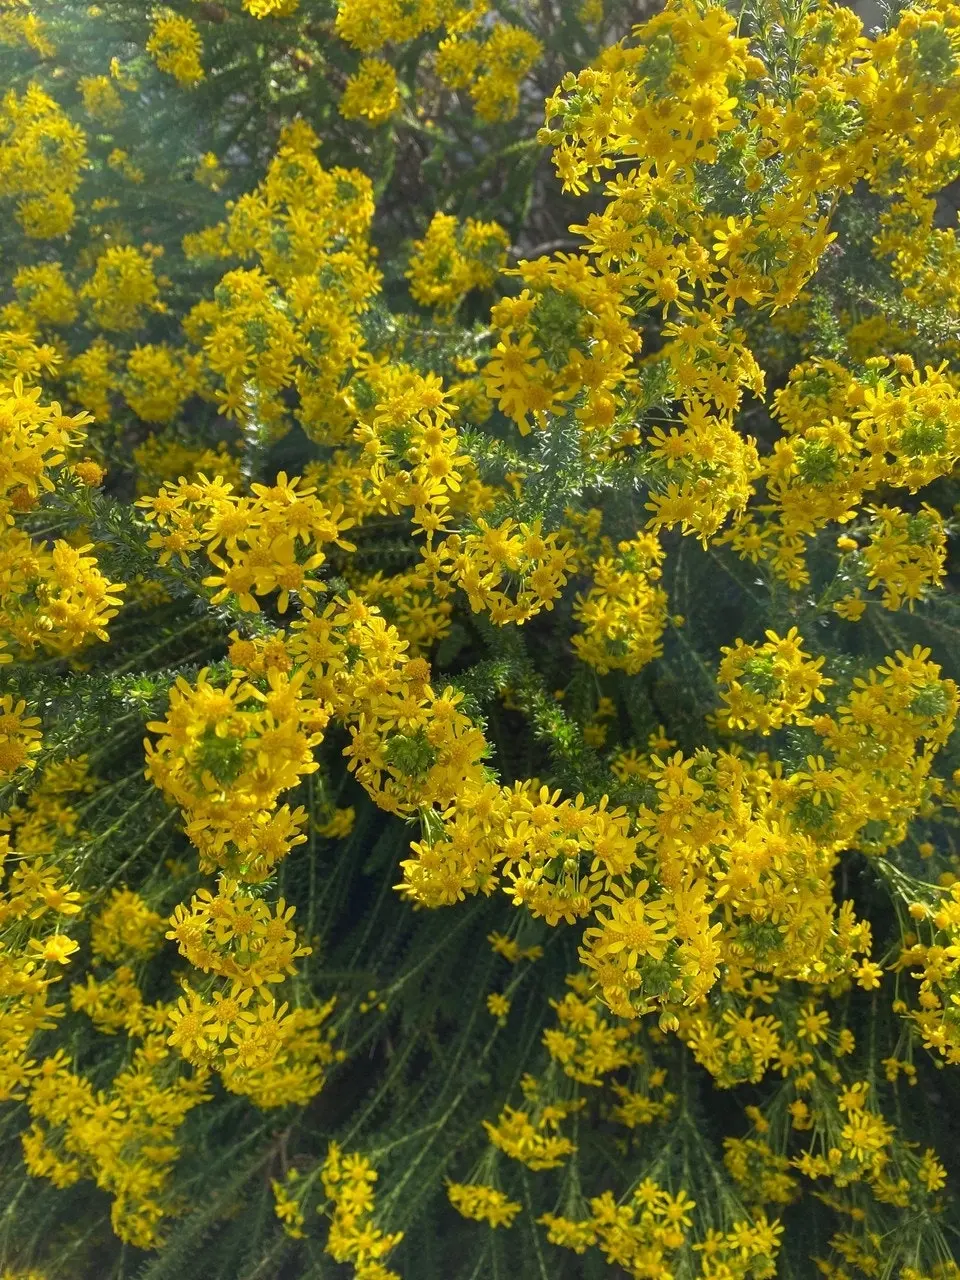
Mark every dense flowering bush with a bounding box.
[3,0,960,1276]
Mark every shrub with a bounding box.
[2,0,960,1276]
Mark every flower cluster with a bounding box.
[137,470,355,611]
[715,627,830,735]
[572,533,668,675]
[180,128,379,437]
[0,379,124,665]
[335,0,542,121]
[541,1186,782,1279]
[339,57,400,125]
[406,213,509,312]
[319,1143,403,1280]
[447,1181,522,1228]
[144,667,324,880]
[483,1096,580,1170]
[146,11,205,87]
[0,85,85,237]
[436,22,544,122]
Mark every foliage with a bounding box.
[2,0,960,1277]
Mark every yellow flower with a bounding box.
[486,992,511,1020]
[447,1182,522,1228]
[29,934,79,964]
[339,58,400,126]
[146,11,204,86]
